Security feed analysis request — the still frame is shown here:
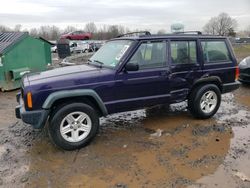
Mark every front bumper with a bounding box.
[15,92,49,129]
[239,73,250,83]
[222,81,241,94]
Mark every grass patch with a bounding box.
[233,44,250,62]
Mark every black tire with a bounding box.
[188,84,221,119]
[48,103,99,150]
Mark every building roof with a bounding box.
[0,32,28,55]
[37,37,54,45]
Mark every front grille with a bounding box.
[240,68,250,75]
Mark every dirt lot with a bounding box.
[0,83,249,188]
[0,49,250,187]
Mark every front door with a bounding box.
[111,40,170,113]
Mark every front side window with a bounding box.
[127,41,167,69]
[201,41,231,63]
[89,40,133,68]
[171,41,197,64]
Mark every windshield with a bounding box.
[89,40,133,68]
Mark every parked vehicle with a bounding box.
[88,41,103,52]
[61,31,92,40]
[51,45,57,53]
[70,41,89,53]
[239,56,250,83]
[16,31,240,150]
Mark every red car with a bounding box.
[61,31,92,40]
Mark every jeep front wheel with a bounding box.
[48,103,99,150]
[188,84,221,119]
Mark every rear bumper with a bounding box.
[222,81,241,94]
[15,92,49,129]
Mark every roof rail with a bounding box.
[174,31,202,35]
[117,31,151,38]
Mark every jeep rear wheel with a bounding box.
[48,103,99,150]
[188,84,221,119]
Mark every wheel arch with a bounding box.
[43,89,108,117]
[189,76,223,96]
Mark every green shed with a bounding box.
[0,32,52,91]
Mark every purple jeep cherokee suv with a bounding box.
[16,31,240,150]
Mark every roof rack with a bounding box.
[174,31,202,35]
[117,31,151,38]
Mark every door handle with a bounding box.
[160,70,171,76]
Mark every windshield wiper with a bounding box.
[87,59,92,64]
[93,60,104,66]
[87,59,104,68]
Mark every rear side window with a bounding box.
[201,41,231,63]
[171,41,197,64]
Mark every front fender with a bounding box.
[42,89,108,116]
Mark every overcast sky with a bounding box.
[0,0,249,32]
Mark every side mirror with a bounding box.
[125,63,139,72]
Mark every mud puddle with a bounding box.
[0,86,249,187]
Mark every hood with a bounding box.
[27,64,99,82]
[239,56,250,68]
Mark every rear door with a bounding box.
[200,39,236,84]
[169,39,203,102]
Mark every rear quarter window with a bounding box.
[201,41,231,63]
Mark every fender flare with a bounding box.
[42,89,108,116]
[192,76,222,91]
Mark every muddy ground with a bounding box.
[0,83,249,188]
[0,50,250,188]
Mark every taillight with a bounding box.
[27,92,33,108]
[235,66,239,81]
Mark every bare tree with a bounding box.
[0,25,11,32]
[245,25,250,37]
[93,24,130,40]
[14,24,22,32]
[63,26,77,34]
[0,23,136,40]
[157,29,166,35]
[84,22,97,33]
[29,28,39,37]
[50,25,61,40]
[203,13,237,36]
[203,17,218,35]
